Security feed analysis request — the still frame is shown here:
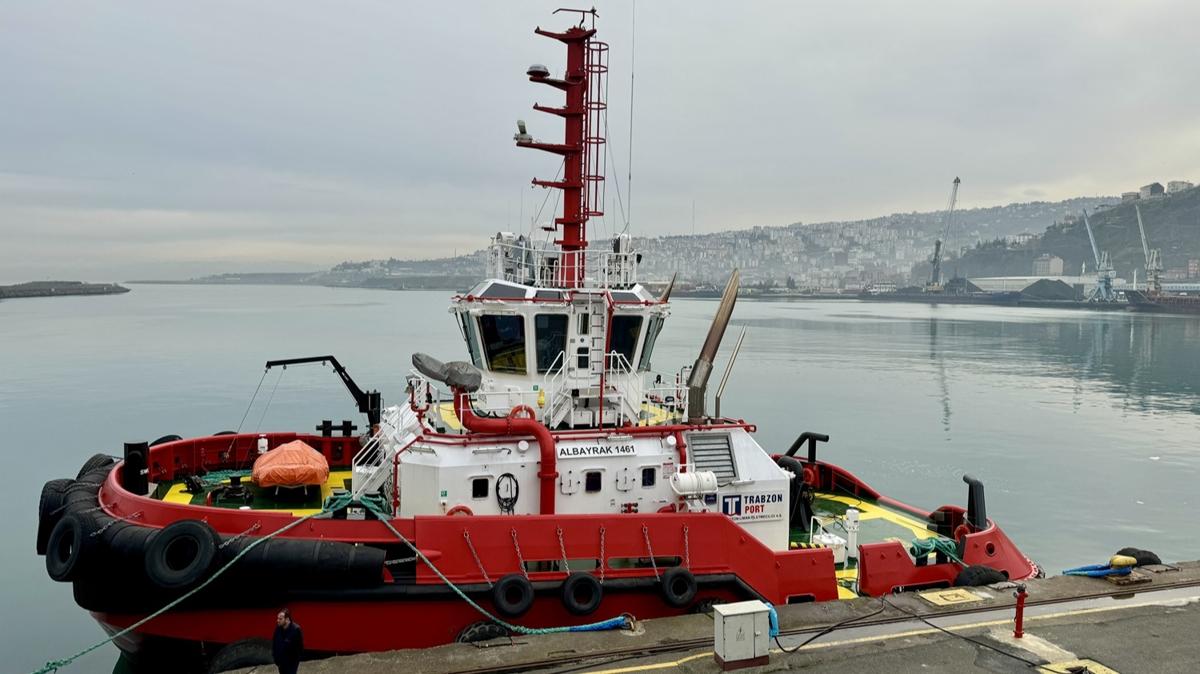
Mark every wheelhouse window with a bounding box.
[638,316,664,372]
[460,314,483,368]
[478,314,527,374]
[609,315,643,368]
[534,314,568,374]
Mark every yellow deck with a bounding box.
[161,470,354,516]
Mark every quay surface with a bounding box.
[257,561,1200,674]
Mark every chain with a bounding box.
[599,526,607,582]
[464,530,493,587]
[683,524,690,569]
[556,527,570,574]
[89,511,142,538]
[219,522,262,549]
[511,528,529,579]
[642,524,659,580]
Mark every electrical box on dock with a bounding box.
[713,600,770,670]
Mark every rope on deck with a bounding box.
[909,536,964,565]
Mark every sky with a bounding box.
[2,1,1199,281]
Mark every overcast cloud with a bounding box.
[2,1,1198,281]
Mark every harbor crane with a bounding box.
[1135,205,1162,295]
[927,177,961,292]
[1081,209,1117,302]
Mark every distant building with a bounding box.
[1008,232,1036,246]
[1167,180,1194,194]
[1121,191,1140,202]
[1189,258,1200,279]
[1140,182,1165,199]
[1033,254,1064,276]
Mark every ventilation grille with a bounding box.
[688,433,737,484]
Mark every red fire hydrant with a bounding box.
[1013,583,1028,638]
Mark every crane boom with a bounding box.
[1081,209,1101,267]
[1135,205,1151,264]
[928,177,961,288]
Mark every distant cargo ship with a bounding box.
[1125,289,1200,315]
[859,278,1021,306]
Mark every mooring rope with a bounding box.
[33,493,632,673]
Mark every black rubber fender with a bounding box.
[36,478,74,555]
[561,572,604,616]
[1115,547,1162,567]
[77,453,116,480]
[954,564,1007,587]
[660,567,698,608]
[216,536,386,589]
[143,520,221,590]
[46,511,102,582]
[151,434,183,447]
[491,573,535,618]
[456,621,510,644]
[204,638,274,673]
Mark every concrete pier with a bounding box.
[243,561,1200,674]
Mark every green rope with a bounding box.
[909,537,964,565]
[33,492,355,674]
[358,498,633,636]
[35,492,629,672]
[199,469,252,485]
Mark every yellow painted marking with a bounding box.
[1040,660,1119,674]
[162,470,353,516]
[437,400,681,430]
[816,493,940,541]
[437,402,462,431]
[918,588,983,606]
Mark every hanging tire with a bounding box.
[492,574,535,618]
[151,435,182,447]
[954,564,1007,587]
[77,453,116,479]
[456,621,510,644]
[205,638,274,673]
[561,572,604,616]
[46,512,99,582]
[37,478,74,555]
[660,567,697,608]
[144,520,220,590]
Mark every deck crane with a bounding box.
[1081,209,1117,302]
[1135,204,1162,295]
[927,177,961,292]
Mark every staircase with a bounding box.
[351,404,422,502]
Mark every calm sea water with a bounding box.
[3,284,1199,672]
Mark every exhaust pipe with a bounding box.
[687,269,739,423]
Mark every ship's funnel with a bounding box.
[687,269,739,422]
[658,272,677,303]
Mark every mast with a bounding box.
[516,8,608,288]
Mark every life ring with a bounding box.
[46,511,99,582]
[144,519,220,590]
[37,478,74,556]
[492,573,535,617]
[803,466,818,486]
[446,505,474,517]
[508,405,537,420]
[953,524,971,542]
[660,567,697,608]
[561,572,604,615]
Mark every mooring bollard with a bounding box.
[1012,583,1028,638]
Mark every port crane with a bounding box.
[926,177,961,292]
[1135,205,1162,295]
[1081,209,1117,302]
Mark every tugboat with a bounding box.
[35,10,1038,672]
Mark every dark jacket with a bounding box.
[272,621,304,670]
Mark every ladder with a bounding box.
[351,405,421,503]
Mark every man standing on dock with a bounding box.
[273,608,304,674]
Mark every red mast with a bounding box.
[517,9,607,288]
